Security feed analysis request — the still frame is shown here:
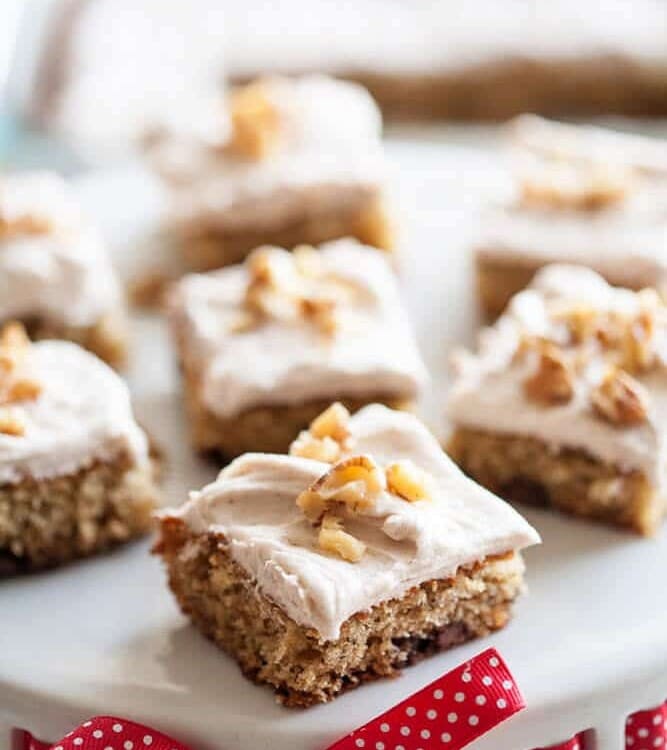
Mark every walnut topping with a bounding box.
[523,342,574,405]
[309,402,350,443]
[0,323,42,435]
[227,81,282,161]
[519,161,632,211]
[386,460,434,502]
[0,214,53,239]
[289,403,351,463]
[289,431,342,463]
[0,408,25,436]
[296,454,385,523]
[235,248,345,337]
[317,514,366,562]
[591,368,649,427]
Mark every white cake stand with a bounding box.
[1,135,666,750]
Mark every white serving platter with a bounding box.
[1,134,666,750]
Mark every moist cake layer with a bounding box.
[163,404,539,640]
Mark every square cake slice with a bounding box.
[155,403,539,706]
[0,324,159,571]
[475,115,667,319]
[0,171,127,368]
[448,264,667,535]
[148,75,393,270]
[167,238,428,458]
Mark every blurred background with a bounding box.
[2,0,667,172]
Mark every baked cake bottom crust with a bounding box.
[176,192,393,272]
[448,427,665,536]
[9,311,128,370]
[476,256,650,321]
[155,518,525,707]
[0,450,158,573]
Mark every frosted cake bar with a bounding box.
[167,239,427,458]
[0,171,127,367]
[476,115,667,318]
[149,75,393,270]
[0,325,158,571]
[155,403,539,706]
[449,265,667,535]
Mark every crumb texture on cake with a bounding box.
[157,520,525,706]
[448,428,664,536]
[0,450,157,572]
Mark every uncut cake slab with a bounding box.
[1,135,666,750]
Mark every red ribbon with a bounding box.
[15,648,666,750]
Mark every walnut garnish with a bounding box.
[0,323,42,435]
[591,368,648,427]
[289,431,342,463]
[0,408,25,436]
[227,80,282,161]
[523,342,574,405]
[296,454,385,523]
[519,162,632,212]
[620,309,656,374]
[317,514,366,563]
[309,402,350,443]
[0,214,53,239]
[386,460,434,502]
[299,295,338,337]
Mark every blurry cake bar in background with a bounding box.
[0,325,158,571]
[167,239,427,458]
[0,171,127,368]
[222,1,667,121]
[149,75,392,271]
[23,1,667,127]
[448,265,667,536]
[155,403,539,706]
[476,116,667,318]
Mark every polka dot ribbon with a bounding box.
[15,651,666,750]
[326,648,525,749]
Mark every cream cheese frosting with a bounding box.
[150,75,386,232]
[476,117,667,288]
[448,265,667,486]
[0,340,148,485]
[166,404,540,640]
[169,239,428,417]
[0,172,122,328]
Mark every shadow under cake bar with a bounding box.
[167,239,427,459]
[149,75,393,271]
[0,325,159,572]
[0,171,127,368]
[448,264,667,536]
[475,116,667,319]
[154,403,539,706]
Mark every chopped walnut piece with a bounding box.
[296,454,385,522]
[591,368,649,427]
[523,343,574,405]
[0,323,42,414]
[386,460,434,502]
[520,162,632,211]
[317,515,366,562]
[228,81,282,160]
[299,295,338,337]
[621,310,656,373]
[0,408,24,436]
[289,431,342,463]
[553,304,599,344]
[309,402,350,443]
[0,214,53,239]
